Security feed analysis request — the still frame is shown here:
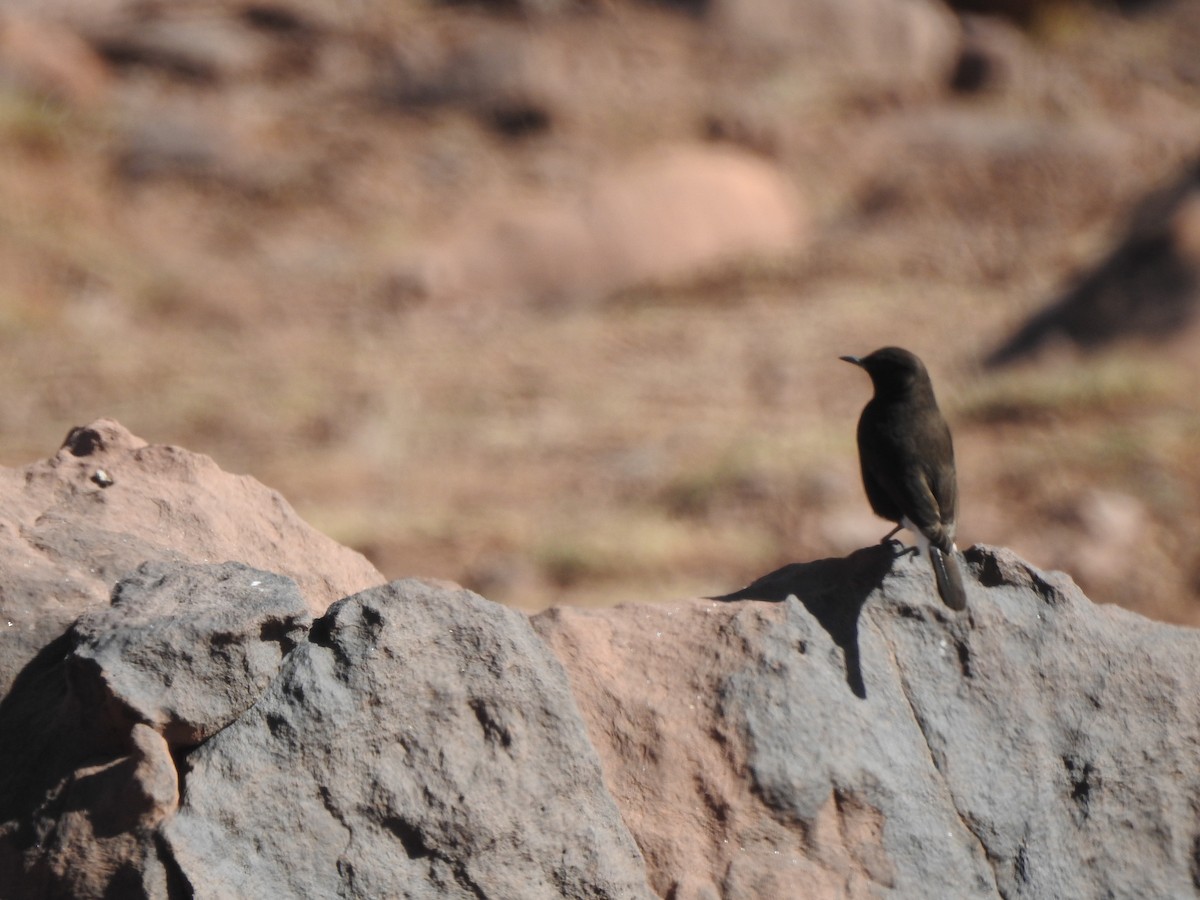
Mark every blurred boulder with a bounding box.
[374,22,558,137]
[942,0,1172,24]
[115,114,225,182]
[986,158,1200,366]
[825,111,1138,281]
[0,15,112,107]
[0,419,382,703]
[89,10,303,84]
[413,143,808,305]
[708,0,960,100]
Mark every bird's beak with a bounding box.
[839,355,863,367]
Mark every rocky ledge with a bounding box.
[1,422,1198,899]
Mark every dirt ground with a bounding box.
[2,0,1200,620]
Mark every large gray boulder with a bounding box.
[533,544,1200,898]
[1,568,650,899]
[163,578,651,900]
[0,560,313,900]
[3,423,1199,900]
[71,560,312,746]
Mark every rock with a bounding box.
[3,569,650,898]
[832,111,1139,282]
[71,560,311,747]
[533,543,1200,898]
[115,114,224,182]
[708,0,959,100]
[0,15,112,108]
[163,578,651,899]
[88,12,287,84]
[986,158,1200,366]
[374,23,556,137]
[0,561,307,899]
[415,143,807,305]
[4,422,1200,899]
[0,720,180,900]
[0,419,382,703]
[948,13,1035,95]
[588,144,805,289]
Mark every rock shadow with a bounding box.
[0,627,129,829]
[711,544,896,699]
[985,156,1200,367]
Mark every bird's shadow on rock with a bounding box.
[710,544,896,699]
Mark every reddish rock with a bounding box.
[414,143,808,306]
[0,15,112,107]
[588,144,806,288]
[0,419,382,700]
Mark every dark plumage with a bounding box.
[841,347,967,611]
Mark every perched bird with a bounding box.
[841,347,967,611]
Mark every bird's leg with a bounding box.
[879,523,903,544]
[880,523,918,557]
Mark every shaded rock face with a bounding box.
[3,422,1200,899]
[986,158,1200,366]
[0,560,309,900]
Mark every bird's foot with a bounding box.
[878,524,904,545]
[883,539,917,558]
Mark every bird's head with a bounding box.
[840,346,931,396]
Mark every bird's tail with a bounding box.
[929,546,967,611]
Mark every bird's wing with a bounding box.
[921,412,958,543]
[899,466,953,550]
[927,451,957,533]
[860,409,954,548]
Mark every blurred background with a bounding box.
[1,0,1199,619]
